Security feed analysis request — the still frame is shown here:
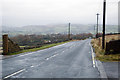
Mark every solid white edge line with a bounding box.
[4,69,25,79]
[89,42,96,68]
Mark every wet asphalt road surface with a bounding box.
[2,39,100,78]
[102,62,119,78]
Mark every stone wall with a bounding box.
[2,34,21,55]
[106,40,120,54]
[8,38,21,53]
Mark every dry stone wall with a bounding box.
[8,38,21,53]
[2,34,21,55]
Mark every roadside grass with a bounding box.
[91,35,120,62]
[96,54,120,62]
[20,46,25,48]
[0,47,2,50]
[8,41,71,55]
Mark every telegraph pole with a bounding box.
[102,0,106,49]
[68,23,71,40]
[96,13,100,38]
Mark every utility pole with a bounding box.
[68,23,71,40]
[96,13,100,38]
[102,0,106,49]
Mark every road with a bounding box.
[2,39,100,78]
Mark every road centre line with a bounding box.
[4,69,26,79]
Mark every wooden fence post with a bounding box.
[2,34,8,55]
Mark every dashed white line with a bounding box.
[46,57,50,60]
[4,45,70,79]
[4,69,26,79]
[45,53,59,61]
[30,66,34,68]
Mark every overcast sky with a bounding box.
[1,0,119,27]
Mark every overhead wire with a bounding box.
[96,0,119,33]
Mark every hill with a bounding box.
[2,24,118,37]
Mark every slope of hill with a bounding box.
[2,24,118,37]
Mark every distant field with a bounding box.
[92,34,119,49]
[100,34,119,43]
[91,34,120,62]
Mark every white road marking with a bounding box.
[46,58,49,60]
[30,66,34,68]
[18,52,35,57]
[45,53,59,61]
[31,62,45,68]
[89,42,96,68]
[3,43,71,78]
[4,69,25,79]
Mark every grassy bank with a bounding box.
[91,34,120,62]
[9,41,71,55]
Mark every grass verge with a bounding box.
[9,41,71,55]
[91,39,120,62]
